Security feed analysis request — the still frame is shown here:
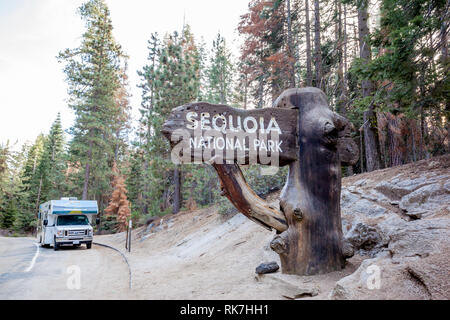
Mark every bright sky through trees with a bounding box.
[0,0,247,149]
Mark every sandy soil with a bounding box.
[92,154,450,299]
[96,208,364,300]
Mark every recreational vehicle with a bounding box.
[37,197,99,250]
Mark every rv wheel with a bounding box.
[53,237,59,251]
[86,242,92,249]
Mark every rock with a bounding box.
[330,156,450,299]
[374,181,417,201]
[330,218,450,300]
[256,261,279,274]
[391,176,428,191]
[341,189,361,208]
[255,273,320,299]
[399,183,450,218]
[354,178,369,187]
[345,223,386,255]
[387,218,450,258]
[329,256,431,300]
[342,239,355,258]
[376,215,407,239]
[361,190,390,203]
[341,190,389,219]
[406,248,450,300]
[283,287,320,300]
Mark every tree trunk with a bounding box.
[257,77,264,108]
[243,73,248,110]
[387,112,404,167]
[441,1,449,150]
[305,0,313,86]
[214,88,358,275]
[363,110,382,171]
[336,0,345,114]
[313,0,322,89]
[286,0,296,87]
[35,176,43,215]
[172,166,181,214]
[357,2,372,98]
[269,88,356,275]
[143,158,149,215]
[82,134,94,200]
[114,129,120,162]
[343,4,348,92]
[358,1,381,172]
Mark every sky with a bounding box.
[0,0,248,150]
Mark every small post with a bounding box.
[125,225,128,250]
[128,220,132,253]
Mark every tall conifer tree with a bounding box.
[58,0,126,202]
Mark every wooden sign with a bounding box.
[162,87,360,277]
[162,103,298,166]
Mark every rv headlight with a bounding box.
[56,230,64,237]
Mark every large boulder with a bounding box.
[387,218,450,259]
[345,223,387,256]
[329,255,432,300]
[330,222,450,300]
[331,156,450,299]
[399,182,450,219]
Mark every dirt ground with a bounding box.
[95,154,449,300]
[96,207,365,300]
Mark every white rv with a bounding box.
[37,197,99,250]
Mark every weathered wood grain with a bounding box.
[271,87,355,275]
[161,87,359,276]
[162,102,298,166]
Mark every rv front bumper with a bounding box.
[55,236,93,245]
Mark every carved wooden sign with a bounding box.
[161,103,298,166]
[162,87,359,276]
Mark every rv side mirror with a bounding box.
[43,220,48,226]
[96,218,100,225]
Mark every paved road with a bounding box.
[0,237,133,299]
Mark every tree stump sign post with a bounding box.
[162,87,359,275]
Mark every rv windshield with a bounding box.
[57,215,89,226]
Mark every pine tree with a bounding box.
[104,162,131,232]
[136,32,160,216]
[0,142,30,230]
[22,135,46,210]
[0,143,10,214]
[58,0,126,202]
[206,33,234,104]
[238,0,294,106]
[2,199,17,229]
[137,26,201,216]
[36,113,66,205]
[112,61,131,162]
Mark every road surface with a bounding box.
[0,237,133,299]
